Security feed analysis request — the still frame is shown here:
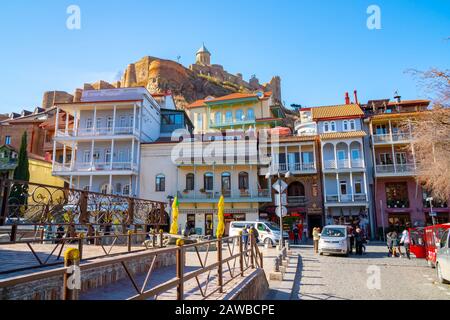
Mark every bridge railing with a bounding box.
[0,233,264,300]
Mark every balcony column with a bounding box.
[336,173,340,202]
[320,143,325,171]
[93,106,97,134]
[52,107,60,166]
[313,143,317,171]
[74,110,79,136]
[299,144,302,171]
[63,145,67,168]
[285,146,288,171]
[370,121,378,174]
[69,176,73,189]
[112,105,117,135]
[333,142,338,169]
[193,165,197,200]
[350,172,354,202]
[133,104,137,133]
[388,120,393,142]
[323,173,327,204]
[110,140,115,170]
[409,120,417,171]
[90,139,95,167]
[250,165,254,198]
[65,111,69,135]
[89,175,93,191]
[391,144,397,173]
[109,175,113,194]
[347,142,352,169]
[131,138,135,169]
[363,172,368,198]
[70,142,75,170]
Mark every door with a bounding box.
[409,228,426,259]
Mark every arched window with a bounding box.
[238,172,249,190]
[215,112,222,125]
[221,172,231,194]
[122,185,130,196]
[330,121,336,132]
[100,183,110,195]
[324,122,330,132]
[186,173,195,191]
[225,111,233,123]
[156,174,165,192]
[288,182,306,197]
[247,108,255,120]
[343,120,349,131]
[235,110,244,122]
[349,120,356,131]
[115,183,122,195]
[204,173,214,191]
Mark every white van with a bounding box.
[229,221,289,246]
[318,225,350,256]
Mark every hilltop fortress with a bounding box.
[41,45,282,109]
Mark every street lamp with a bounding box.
[426,197,436,226]
[266,169,291,249]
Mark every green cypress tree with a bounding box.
[10,132,30,209]
[14,131,30,182]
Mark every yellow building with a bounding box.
[29,154,66,188]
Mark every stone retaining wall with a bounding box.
[225,269,269,300]
[0,252,176,300]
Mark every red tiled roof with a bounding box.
[186,99,207,109]
[388,100,430,106]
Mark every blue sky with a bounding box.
[0,0,448,113]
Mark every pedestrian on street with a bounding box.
[355,227,364,255]
[293,225,299,245]
[303,225,309,244]
[389,230,399,258]
[348,226,355,254]
[250,225,260,244]
[313,227,321,254]
[242,226,249,255]
[400,228,411,259]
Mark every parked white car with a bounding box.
[319,225,350,256]
[436,229,450,284]
[229,221,289,247]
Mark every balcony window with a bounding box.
[123,185,130,196]
[349,120,356,131]
[302,152,314,164]
[221,172,231,194]
[324,122,330,132]
[343,120,348,131]
[354,180,362,194]
[101,184,110,195]
[105,149,111,163]
[340,181,348,195]
[83,151,91,163]
[238,172,249,190]
[186,173,195,191]
[86,119,93,129]
[115,183,122,194]
[375,124,388,135]
[215,112,222,125]
[337,150,346,161]
[156,174,166,192]
[247,109,255,120]
[204,173,214,191]
[396,152,407,165]
[96,118,102,129]
[225,111,233,123]
[5,136,11,145]
[330,121,336,132]
[351,149,361,160]
[107,117,113,130]
[236,110,244,122]
[379,153,393,165]
[196,113,203,130]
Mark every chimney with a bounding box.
[354,90,359,104]
[345,92,350,105]
[74,89,83,102]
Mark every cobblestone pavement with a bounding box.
[290,243,450,300]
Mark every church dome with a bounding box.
[197,43,210,55]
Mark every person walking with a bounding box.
[354,227,364,255]
[389,230,399,258]
[312,227,321,254]
[348,226,355,254]
[250,225,260,244]
[292,225,299,245]
[400,228,411,259]
[303,225,309,244]
[242,226,249,255]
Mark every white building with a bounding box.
[52,87,162,196]
[312,104,371,229]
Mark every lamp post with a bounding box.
[266,170,291,249]
[426,197,436,226]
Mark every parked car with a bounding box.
[318,225,350,256]
[436,228,450,284]
[229,221,289,247]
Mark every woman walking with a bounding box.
[312,227,321,254]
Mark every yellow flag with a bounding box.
[216,195,225,238]
[170,197,179,235]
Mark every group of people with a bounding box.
[348,226,367,255]
[386,228,411,259]
[291,224,309,244]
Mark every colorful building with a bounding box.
[365,98,449,233]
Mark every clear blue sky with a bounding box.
[0,0,448,113]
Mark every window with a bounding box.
[105,149,112,163]
[340,181,348,195]
[101,184,110,195]
[93,150,101,163]
[396,152,407,165]
[354,180,363,194]
[107,117,113,130]
[349,120,356,131]
[324,122,330,132]
[376,124,387,135]
[247,109,255,120]
[330,121,336,132]
[196,113,203,130]
[225,111,233,123]
[129,115,134,128]
[96,118,102,129]
[204,173,214,191]
[122,185,130,196]
[235,110,244,122]
[156,174,166,192]
[238,172,249,190]
[337,150,346,161]
[186,173,195,191]
[120,116,128,128]
[115,183,122,195]
[221,172,231,193]
[86,118,93,129]
[5,136,11,145]
[343,120,349,131]
[215,112,222,125]
[379,153,393,165]
[351,149,361,160]
[386,182,409,207]
[83,151,91,163]
[301,152,314,164]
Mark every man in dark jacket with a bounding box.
[354,228,365,255]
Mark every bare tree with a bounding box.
[406,69,450,202]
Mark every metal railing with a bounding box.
[325,194,367,203]
[0,233,264,300]
[271,162,316,173]
[375,164,415,175]
[373,132,412,144]
[56,127,138,138]
[0,179,166,242]
[177,189,271,200]
[53,162,138,172]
